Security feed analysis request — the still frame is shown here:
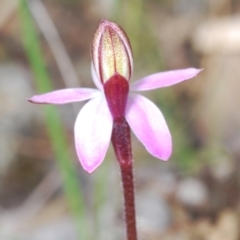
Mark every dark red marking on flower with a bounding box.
[112,118,132,166]
[98,26,117,84]
[108,27,117,73]
[104,73,129,120]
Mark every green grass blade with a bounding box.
[18,1,90,238]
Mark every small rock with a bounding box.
[137,190,172,235]
[176,178,209,207]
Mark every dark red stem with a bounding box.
[104,73,137,239]
[112,118,138,240]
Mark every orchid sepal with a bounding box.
[91,19,133,84]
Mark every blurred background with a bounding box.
[1,0,240,239]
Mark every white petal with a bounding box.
[91,62,103,91]
[28,88,101,104]
[126,94,172,160]
[74,96,113,173]
[131,68,202,91]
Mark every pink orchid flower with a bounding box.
[29,19,202,173]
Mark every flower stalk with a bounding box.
[112,118,137,240]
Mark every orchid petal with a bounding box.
[130,68,202,91]
[74,96,113,173]
[28,88,101,104]
[91,19,133,83]
[91,62,103,91]
[126,94,172,160]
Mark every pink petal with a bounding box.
[28,88,101,104]
[130,68,203,91]
[74,96,113,173]
[91,62,103,90]
[126,94,172,160]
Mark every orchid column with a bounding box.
[29,19,202,240]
